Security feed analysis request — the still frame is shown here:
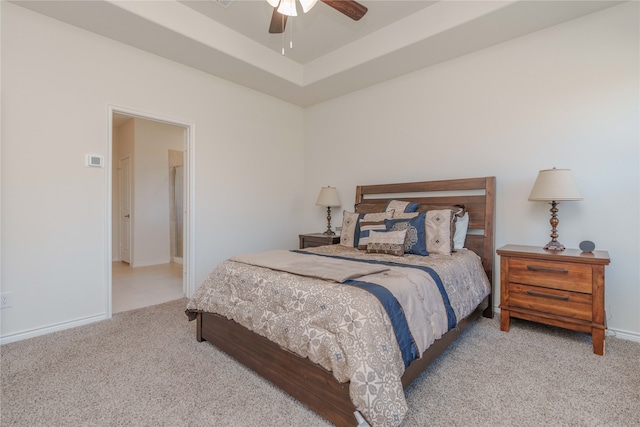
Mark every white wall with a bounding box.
[1,3,305,341]
[132,118,184,267]
[303,3,639,338]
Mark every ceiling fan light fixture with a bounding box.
[299,0,318,13]
[277,0,298,16]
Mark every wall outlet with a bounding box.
[1,292,12,308]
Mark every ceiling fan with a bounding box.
[267,0,368,34]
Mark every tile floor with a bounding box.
[112,261,184,314]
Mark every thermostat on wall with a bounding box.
[86,155,103,168]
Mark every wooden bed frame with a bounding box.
[195,176,496,426]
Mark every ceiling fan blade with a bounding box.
[269,7,288,33]
[321,0,368,21]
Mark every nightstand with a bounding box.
[299,233,340,249]
[497,244,610,355]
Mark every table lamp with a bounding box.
[528,168,582,251]
[316,186,341,235]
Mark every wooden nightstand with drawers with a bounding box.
[299,233,341,249]
[497,244,611,355]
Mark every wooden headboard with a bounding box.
[355,176,496,288]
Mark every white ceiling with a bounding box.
[12,0,623,106]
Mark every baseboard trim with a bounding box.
[607,327,640,343]
[2,305,637,345]
[0,313,107,345]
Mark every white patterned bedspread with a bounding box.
[186,246,490,426]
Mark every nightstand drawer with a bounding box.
[299,233,340,249]
[508,258,592,294]
[508,283,592,321]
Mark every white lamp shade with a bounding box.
[528,168,583,201]
[268,0,317,14]
[316,187,341,207]
[277,0,297,16]
[299,0,318,13]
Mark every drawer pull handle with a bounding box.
[526,290,569,301]
[526,265,569,274]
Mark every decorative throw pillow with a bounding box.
[417,204,465,217]
[339,211,363,247]
[453,212,469,250]
[357,220,388,250]
[385,212,428,256]
[385,199,419,214]
[418,204,463,244]
[353,211,394,248]
[392,212,419,220]
[425,209,453,255]
[367,229,407,256]
[362,211,395,221]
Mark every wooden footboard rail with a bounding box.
[196,296,488,427]
[197,311,356,426]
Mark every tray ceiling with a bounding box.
[12,0,623,106]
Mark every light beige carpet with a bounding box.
[1,298,638,426]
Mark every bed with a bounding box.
[186,176,495,427]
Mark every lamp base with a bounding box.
[543,200,565,251]
[544,240,565,251]
[323,206,335,236]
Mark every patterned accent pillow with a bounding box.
[417,204,465,217]
[425,209,454,255]
[340,211,394,248]
[392,212,419,219]
[353,211,394,248]
[339,211,362,247]
[417,204,463,248]
[385,212,428,256]
[385,199,419,214]
[362,211,395,221]
[357,220,387,250]
[366,229,408,256]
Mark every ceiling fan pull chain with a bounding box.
[281,13,285,55]
[290,19,294,49]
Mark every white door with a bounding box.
[119,156,132,264]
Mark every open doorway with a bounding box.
[108,109,192,315]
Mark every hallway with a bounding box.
[112,262,183,313]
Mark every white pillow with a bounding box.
[453,212,469,249]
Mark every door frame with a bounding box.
[106,105,196,317]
